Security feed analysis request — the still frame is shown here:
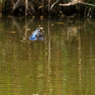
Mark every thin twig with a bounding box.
[12,0,21,11]
[50,0,59,10]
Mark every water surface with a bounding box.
[0,18,95,95]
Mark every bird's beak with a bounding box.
[40,27,43,30]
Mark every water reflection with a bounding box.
[0,18,95,95]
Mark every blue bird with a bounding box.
[29,27,44,41]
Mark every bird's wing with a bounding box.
[37,32,45,41]
[32,31,36,35]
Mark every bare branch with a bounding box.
[59,1,95,7]
[50,0,59,10]
[12,0,21,11]
[81,2,95,7]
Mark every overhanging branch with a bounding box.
[59,1,95,7]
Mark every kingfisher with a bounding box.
[29,27,44,41]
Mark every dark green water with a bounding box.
[0,18,95,95]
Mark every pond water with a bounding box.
[0,17,95,95]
